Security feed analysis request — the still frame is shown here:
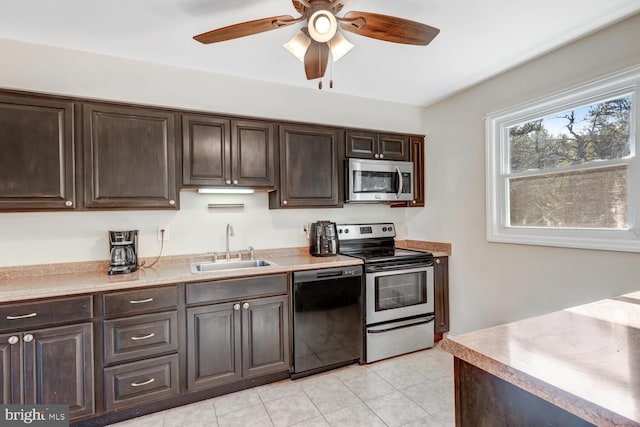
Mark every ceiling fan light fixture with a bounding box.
[328,31,353,62]
[284,30,311,62]
[308,10,337,42]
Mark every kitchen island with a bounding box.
[441,291,640,427]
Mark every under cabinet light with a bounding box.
[197,188,255,194]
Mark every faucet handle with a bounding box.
[213,252,218,262]
[248,246,255,260]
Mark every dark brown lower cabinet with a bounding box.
[104,354,179,411]
[454,358,595,426]
[187,295,289,392]
[0,324,94,419]
[434,256,450,335]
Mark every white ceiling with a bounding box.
[1,0,640,106]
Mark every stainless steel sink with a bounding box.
[190,259,276,274]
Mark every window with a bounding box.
[486,66,640,252]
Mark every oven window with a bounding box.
[375,271,427,311]
[353,170,397,194]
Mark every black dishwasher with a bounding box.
[292,265,363,379]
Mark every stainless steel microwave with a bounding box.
[346,158,414,203]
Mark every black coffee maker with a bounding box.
[309,221,339,257]
[108,230,139,275]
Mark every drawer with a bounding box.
[103,286,177,318]
[104,354,179,411]
[104,311,178,364]
[0,295,92,332]
[186,274,287,305]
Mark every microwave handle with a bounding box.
[395,166,403,198]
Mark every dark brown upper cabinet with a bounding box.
[0,93,76,210]
[270,124,343,209]
[82,103,178,209]
[391,135,426,208]
[345,130,409,161]
[182,115,276,189]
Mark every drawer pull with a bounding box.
[129,298,154,304]
[130,378,155,387]
[6,312,37,320]
[130,333,155,341]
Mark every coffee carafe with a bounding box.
[309,221,339,257]
[108,230,138,275]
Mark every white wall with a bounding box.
[409,13,640,335]
[0,38,419,266]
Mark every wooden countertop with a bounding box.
[441,291,640,427]
[0,248,362,303]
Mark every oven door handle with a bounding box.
[395,166,403,198]
[366,263,430,273]
[368,315,435,334]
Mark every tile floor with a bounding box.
[110,345,454,427]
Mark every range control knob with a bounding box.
[388,226,393,232]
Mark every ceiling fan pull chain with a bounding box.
[330,56,334,89]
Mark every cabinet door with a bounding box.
[83,103,178,209]
[410,136,425,207]
[379,133,410,161]
[186,303,242,391]
[271,124,342,208]
[0,333,21,404]
[182,114,231,186]
[0,94,75,210]
[345,130,377,159]
[22,323,94,420]
[231,119,276,188]
[241,295,290,379]
[434,257,450,334]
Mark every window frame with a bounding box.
[486,65,640,252]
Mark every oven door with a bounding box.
[347,159,413,202]
[365,265,434,324]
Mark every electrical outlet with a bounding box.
[301,221,309,236]
[157,226,170,241]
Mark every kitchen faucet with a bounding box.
[225,223,234,261]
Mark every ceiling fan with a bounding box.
[193,0,440,85]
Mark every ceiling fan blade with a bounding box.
[339,11,440,46]
[194,15,299,44]
[304,41,330,80]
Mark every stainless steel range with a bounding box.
[338,223,435,363]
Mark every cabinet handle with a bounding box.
[233,303,240,311]
[435,258,441,264]
[379,154,384,159]
[412,200,417,204]
[6,312,37,320]
[169,200,176,206]
[282,200,288,206]
[129,298,154,304]
[374,154,379,159]
[233,179,239,185]
[242,302,250,310]
[131,333,155,341]
[23,334,34,343]
[130,378,155,387]
[65,200,73,207]
[8,336,19,345]
[225,180,232,185]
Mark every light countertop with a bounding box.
[0,240,451,303]
[0,249,361,303]
[441,291,640,427]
